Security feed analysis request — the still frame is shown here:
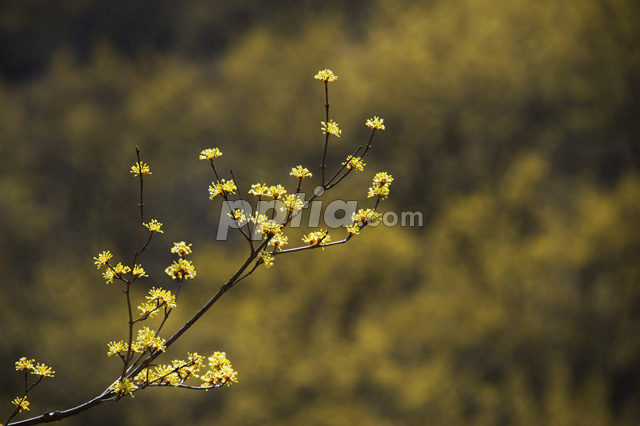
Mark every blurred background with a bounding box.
[1,0,639,425]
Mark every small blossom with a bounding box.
[302,230,331,247]
[346,224,360,236]
[132,264,147,278]
[248,183,270,198]
[199,148,223,162]
[366,116,386,131]
[352,208,381,225]
[107,341,129,357]
[269,232,288,251]
[258,252,275,268]
[134,327,166,353]
[372,172,394,186]
[32,363,55,378]
[290,165,312,179]
[12,396,30,413]
[227,208,247,224]
[258,220,283,237]
[321,120,341,137]
[368,184,390,199]
[103,263,131,284]
[93,251,113,269]
[139,287,177,318]
[209,179,237,199]
[280,194,304,213]
[144,219,164,233]
[15,357,35,371]
[201,352,238,387]
[267,184,287,200]
[130,162,152,176]
[171,241,193,257]
[343,155,366,172]
[110,378,137,397]
[314,69,338,83]
[165,258,197,280]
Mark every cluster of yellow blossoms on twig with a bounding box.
[3,68,392,426]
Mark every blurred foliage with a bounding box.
[1,0,639,425]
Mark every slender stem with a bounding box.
[321,82,330,185]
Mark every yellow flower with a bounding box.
[290,165,312,179]
[107,341,128,357]
[199,148,223,162]
[209,179,237,199]
[130,162,152,176]
[110,379,137,397]
[134,327,166,353]
[165,258,197,280]
[372,172,394,186]
[352,208,381,225]
[248,183,269,198]
[139,287,177,318]
[103,263,131,284]
[144,219,164,233]
[280,194,304,213]
[132,264,147,278]
[368,184,390,199]
[32,363,55,378]
[227,208,247,224]
[314,69,338,83]
[366,116,386,131]
[15,357,35,371]
[267,184,287,200]
[93,251,113,269]
[321,120,341,137]
[346,224,360,236]
[269,232,288,251]
[258,220,283,237]
[12,396,30,413]
[342,155,366,172]
[258,252,274,268]
[201,352,238,387]
[171,241,193,257]
[146,287,177,310]
[302,230,331,247]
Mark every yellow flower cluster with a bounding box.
[258,252,275,268]
[343,155,366,172]
[200,352,238,388]
[280,194,304,213]
[165,258,197,280]
[269,233,288,251]
[227,208,247,224]
[209,179,237,199]
[144,219,164,233]
[107,327,166,357]
[135,353,205,387]
[302,230,331,247]
[366,116,386,131]
[352,208,381,225]
[170,241,192,257]
[110,378,137,397]
[199,147,223,162]
[368,172,394,200]
[103,262,131,284]
[290,165,312,179]
[138,287,177,318]
[14,357,55,378]
[130,162,152,176]
[93,250,113,269]
[321,119,341,137]
[11,396,30,413]
[314,69,338,83]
